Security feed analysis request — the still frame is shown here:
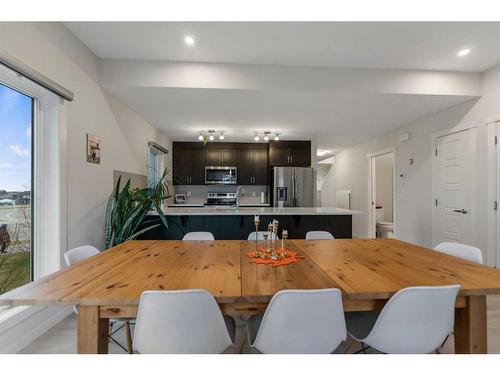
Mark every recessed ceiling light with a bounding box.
[184,35,195,46]
[457,48,470,57]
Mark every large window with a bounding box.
[147,142,166,186]
[0,83,34,294]
[0,62,64,303]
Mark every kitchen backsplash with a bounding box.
[173,185,270,205]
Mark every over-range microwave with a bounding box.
[205,166,237,185]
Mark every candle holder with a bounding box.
[263,232,269,255]
[254,215,260,257]
[267,222,273,253]
[282,229,289,257]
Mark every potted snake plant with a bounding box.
[104,168,171,249]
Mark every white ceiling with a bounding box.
[105,86,474,148]
[66,22,500,72]
[64,22,491,151]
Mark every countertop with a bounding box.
[167,203,271,208]
[160,207,358,216]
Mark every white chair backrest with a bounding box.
[363,285,460,354]
[182,232,215,241]
[64,245,100,266]
[305,231,335,240]
[133,289,233,354]
[247,231,278,241]
[434,242,483,264]
[252,289,346,354]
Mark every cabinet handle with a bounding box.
[290,155,293,164]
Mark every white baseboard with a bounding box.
[0,305,72,353]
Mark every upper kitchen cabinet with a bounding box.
[172,143,206,185]
[237,144,268,185]
[269,140,311,167]
[205,147,237,166]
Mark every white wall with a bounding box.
[0,22,171,252]
[322,62,500,266]
[375,152,393,222]
[0,22,171,352]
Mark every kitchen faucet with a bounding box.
[236,185,245,208]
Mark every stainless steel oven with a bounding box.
[205,166,237,185]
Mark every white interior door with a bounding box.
[433,129,474,246]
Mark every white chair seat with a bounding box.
[133,289,234,354]
[434,242,483,264]
[305,231,334,240]
[346,285,460,354]
[64,245,134,353]
[182,232,215,240]
[246,288,346,354]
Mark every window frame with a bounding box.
[147,143,166,186]
[0,64,66,286]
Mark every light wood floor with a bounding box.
[19,295,500,354]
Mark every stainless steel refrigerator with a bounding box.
[272,167,316,207]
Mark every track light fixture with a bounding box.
[253,131,281,142]
[196,130,226,143]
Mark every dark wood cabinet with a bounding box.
[189,148,206,184]
[237,148,253,184]
[205,148,237,166]
[173,140,309,186]
[252,148,269,184]
[269,140,311,167]
[237,146,268,185]
[172,145,205,185]
[172,147,190,184]
[205,148,220,166]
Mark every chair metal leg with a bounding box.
[125,321,133,354]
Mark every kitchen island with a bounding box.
[140,207,357,240]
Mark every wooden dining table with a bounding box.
[2,238,500,354]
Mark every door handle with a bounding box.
[453,209,468,214]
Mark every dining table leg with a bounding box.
[454,295,487,354]
[77,305,109,354]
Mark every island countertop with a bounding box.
[161,206,359,216]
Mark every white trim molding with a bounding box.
[0,61,68,351]
[367,147,397,238]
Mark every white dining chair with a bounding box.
[305,231,335,240]
[64,245,133,353]
[247,231,278,241]
[434,242,483,264]
[345,285,460,354]
[63,245,99,265]
[246,289,346,354]
[133,289,235,354]
[182,231,215,240]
